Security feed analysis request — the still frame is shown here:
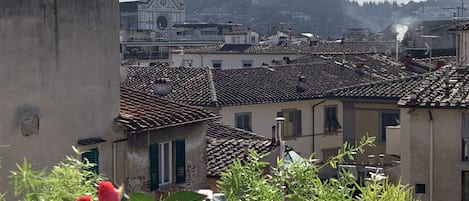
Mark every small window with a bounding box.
[380,112,399,142]
[278,109,302,138]
[462,114,469,161]
[325,106,341,132]
[242,60,253,68]
[82,148,99,174]
[322,147,340,161]
[235,112,252,131]
[212,60,223,70]
[463,172,469,200]
[149,140,186,190]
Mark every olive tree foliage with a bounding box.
[218,135,418,201]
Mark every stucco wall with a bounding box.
[125,122,207,195]
[352,103,399,163]
[171,53,302,69]
[219,100,343,160]
[0,0,120,195]
[401,108,468,201]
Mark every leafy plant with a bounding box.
[9,147,103,201]
[219,135,419,201]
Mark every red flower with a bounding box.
[76,195,92,201]
[98,181,122,201]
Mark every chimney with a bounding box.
[355,63,365,76]
[154,78,172,96]
[296,76,306,92]
[275,115,286,160]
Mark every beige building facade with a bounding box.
[219,99,344,160]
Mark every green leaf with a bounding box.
[165,191,206,201]
[129,192,154,201]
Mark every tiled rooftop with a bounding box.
[207,121,277,177]
[181,41,395,55]
[323,54,419,79]
[399,65,469,108]
[327,75,424,100]
[123,62,381,107]
[118,87,218,133]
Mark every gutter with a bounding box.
[129,116,221,134]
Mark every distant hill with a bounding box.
[185,0,464,37]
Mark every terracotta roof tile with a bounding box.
[118,87,218,133]
[122,63,381,107]
[207,121,277,177]
[398,66,469,108]
[327,75,424,100]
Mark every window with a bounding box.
[149,139,185,190]
[325,106,341,132]
[380,112,399,142]
[278,110,302,138]
[322,147,340,161]
[463,171,469,200]
[462,114,469,161]
[235,112,252,131]
[242,60,253,68]
[82,148,99,174]
[212,60,223,70]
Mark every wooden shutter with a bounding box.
[82,148,99,174]
[149,144,159,191]
[463,114,469,139]
[175,139,186,184]
[294,110,302,136]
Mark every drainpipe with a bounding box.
[312,100,326,153]
[198,54,204,67]
[428,110,434,201]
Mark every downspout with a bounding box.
[312,100,326,154]
[428,109,434,201]
[198,54,204,67]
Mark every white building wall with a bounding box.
[172,53,302,69]
[219,100,343,160]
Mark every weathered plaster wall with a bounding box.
[401,108,467,201]
[0,0,120,196]
[125,122,207,195]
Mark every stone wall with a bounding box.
[125,122,208,197]
[0,0,120,198]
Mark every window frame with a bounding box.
[211,60,223,70]
[278,109,302,138]
[324,105,341,133]
[463,171,469,201]
[235,112,252,131]
[241,60,254,68]
[159,141,172,186]
[379,111,400,142]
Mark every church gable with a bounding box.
[141,0,184,10]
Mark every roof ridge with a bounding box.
[326,74,426,96]
[206,68,219,106]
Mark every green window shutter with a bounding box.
[82,148,99,174]
[294,110,302,136]
[175,139,186,184]
[149,144,159,191]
